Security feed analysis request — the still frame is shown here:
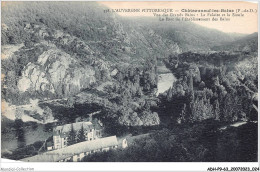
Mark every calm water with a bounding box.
[157,73,176,96]
[1,123,53,152]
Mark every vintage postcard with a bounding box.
[1,0,259,171]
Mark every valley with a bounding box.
[1,1,258,162]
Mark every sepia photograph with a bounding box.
[0,0,259,171]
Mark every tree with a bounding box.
[67,124,76,146]
[118,110,143,126]
[221,93,241,122]
[166,87,173,101]
[133,74,140,84]
[188,74,194,100]
[190,97,214,122]
[136,87,143,97]
[43,106,54,123]
[14,118,25,148]
[116,72,123,82]
[67,96,75,108]
[140,111,160,126]
[144,101,151,111]
[178,103,187,124]
[199,81,205,90]
[76,125,85,143]
[214,100,220,121]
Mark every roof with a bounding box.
[20,136,118,162]
[46,142,53,147]
[53,122,97,137]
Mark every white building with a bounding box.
[20,136,118,162]
[53,121,102,150]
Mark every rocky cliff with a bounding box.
[17,48,96,97]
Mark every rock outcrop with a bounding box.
[18,48,96,97]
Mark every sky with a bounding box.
[99,1,258,34]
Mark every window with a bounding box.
[56,139,60,144]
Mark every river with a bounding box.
[157,73,177,96]
[1,123,53,152]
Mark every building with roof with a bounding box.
[20,136,118,162]
[53,121,103,150]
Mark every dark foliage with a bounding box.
[82,121,257,162]
[67,124,76,146]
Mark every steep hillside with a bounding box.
[1,1,178,105]
[1,2,180,64]
[1,1,254,126]
[132,17,244,51]
[212,32,258,52]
